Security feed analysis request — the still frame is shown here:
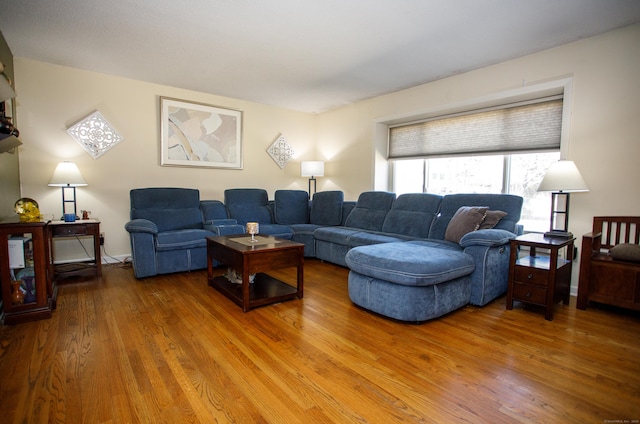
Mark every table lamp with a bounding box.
[537,160,589,238]
[48,161,88,220]
[301,161,324,197]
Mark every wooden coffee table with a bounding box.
[206,235,304,312]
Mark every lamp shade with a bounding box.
[48,161,88,187]
[301,161,324,177]
[537,160,588,193]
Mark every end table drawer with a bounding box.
[512,282,547,305]
[52,224,88,237]
[514,266,548,287]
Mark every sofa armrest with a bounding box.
[205,218,238,226]
[204,220,245,236]
[459,229,516,248]
[125,219,158,234]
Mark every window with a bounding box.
[392,152,560,232]
[389,95,565,233]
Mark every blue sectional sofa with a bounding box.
[125,187,522,322]
[343,192,523,322]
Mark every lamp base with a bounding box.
[544,230,574,239]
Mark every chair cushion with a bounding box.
[609,243,640,262]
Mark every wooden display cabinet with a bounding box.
[0,218,56,325]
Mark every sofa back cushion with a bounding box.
[381,193,443,238]
[200,200,229,221]
[344,191,396,231]
[429,193,523,240]
[224,188,273,225]
[274,190,310,224]
[311,190,344,226]
[130,187,204,232]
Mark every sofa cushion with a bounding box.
[445,206,489,243]
[381,193,443,238]
[255,223,294,239]
[346,231,407,246]
[310,191,344,225]
[345,241,474,286]
[344,191,396,231]
[430,194,523,240]
[479,210,508,229]
[609,243,640,262]
[130,188,204,232]
[200,200,229,221]
[274,190,309,224]
[224,188,273,225]
[313,226,361,244]
[155,229,213,251]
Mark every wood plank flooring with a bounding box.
[0,259,638,423]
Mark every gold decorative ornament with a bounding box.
[14,198,41,222]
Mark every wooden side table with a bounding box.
[0,218,55,324]
[49,219,102,281]
[506,233,574,320]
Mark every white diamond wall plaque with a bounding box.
[67,111,123,159]
[267,134,294,169]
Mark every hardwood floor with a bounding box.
[1,259,638,423]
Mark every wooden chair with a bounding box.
[577,216,640,311]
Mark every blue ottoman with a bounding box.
[345,241,476,322]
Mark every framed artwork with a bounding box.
[160,97,243,169]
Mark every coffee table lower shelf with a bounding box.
[209,273,300,310]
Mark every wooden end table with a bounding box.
[506,233,574,320]
[49,219,102,281]
[207,235,304,312]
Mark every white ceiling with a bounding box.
[1,0,639,113]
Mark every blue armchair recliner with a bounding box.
[124,187,242,278]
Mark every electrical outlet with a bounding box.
[100,232,105,245]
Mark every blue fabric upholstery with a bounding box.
[345,241,474,286]
[348,272,472,322]
[381,193,443,238]
[225,188,294,239]
[274,190,310,224]
[125,188,225,278]
[130,187,204,232]
[310,191,344,225]
[224,188,273,225]
[344,191,396,231]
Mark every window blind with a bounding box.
[389,97,563,159]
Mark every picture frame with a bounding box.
[160,97,243,169]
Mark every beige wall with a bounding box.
[14,24,640,292]
[14,60,316,261]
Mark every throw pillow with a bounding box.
[609,243,640,262]
[479,210,508,230]
[445,206,489,243]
